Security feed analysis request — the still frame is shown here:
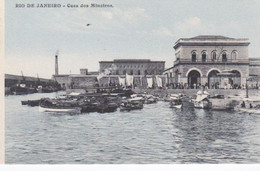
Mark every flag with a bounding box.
[156,76,162,88]
[126,73,133,86]
[118,77,125,86]
[147,77,153,88]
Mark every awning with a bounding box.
[217,70,236,76]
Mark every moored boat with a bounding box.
[39,98,82,114]
[120,96,144,111]
[192,91,212,109]
[120,101,143,111]
[235,97,260,114]
[209,95,238,110]
[39,105,82,114]
[21,99,41,106]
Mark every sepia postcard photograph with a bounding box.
[1,0,260,167]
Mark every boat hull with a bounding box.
[39,106,81,114]
[171,104,182,109]
[235,107,260,114]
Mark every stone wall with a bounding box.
[53,75,70,89]
[69,76,97,89]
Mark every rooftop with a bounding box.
[100,59,165,63]
[189,35,235,40]
[174,35,250,49]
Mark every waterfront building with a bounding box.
[249,58,260,76]
[163,35,252,88]
[99,59,165,75]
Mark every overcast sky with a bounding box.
[5,0,260,78]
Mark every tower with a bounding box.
[55,51,59,75]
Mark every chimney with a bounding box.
[55,51,59,75]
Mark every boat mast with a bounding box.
[21,71,25,82]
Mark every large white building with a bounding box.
[163,35,256,88]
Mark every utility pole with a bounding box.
[246,77,250,98]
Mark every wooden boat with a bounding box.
[11,83,38,95]
[21,100,29,105]
[169,94,183,109]
[21,99,41,106]
[120,101,143,111]
[81,101,118,113]
[235,97,260,114]
[192,91,212,109]
[144,95,157,104]
[120,97,144,111]
[39,98,81,114]
[170,99,182,109]
[209,95,238,110]
[79,96,119,113]
[236,108,260,114]
[39,105,81,114]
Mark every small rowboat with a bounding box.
[171,104,182,109]
[169,95,182,109]
[236,108,260,114]
[39,105,81,114]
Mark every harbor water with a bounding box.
[5,92,260,164]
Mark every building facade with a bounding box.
[163,35,251,88]
[99,59,165,75]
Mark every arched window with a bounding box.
[212,51,217,61]
[202,51,207,62]
[231,51,238,60]
[222,52,227,62]
[192,51,197,62]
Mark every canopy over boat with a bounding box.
[195,91,210,102]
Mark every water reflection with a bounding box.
[5,93,260,163]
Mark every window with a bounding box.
[231,51,238,60]
[222,52,227,62]
[130,70,133,75]
[116,70,119,75]
[212,51,217,61]
[138,70,141,75]
[192,51,197,62]
[202,52,206,62]
[123,70,126,74]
